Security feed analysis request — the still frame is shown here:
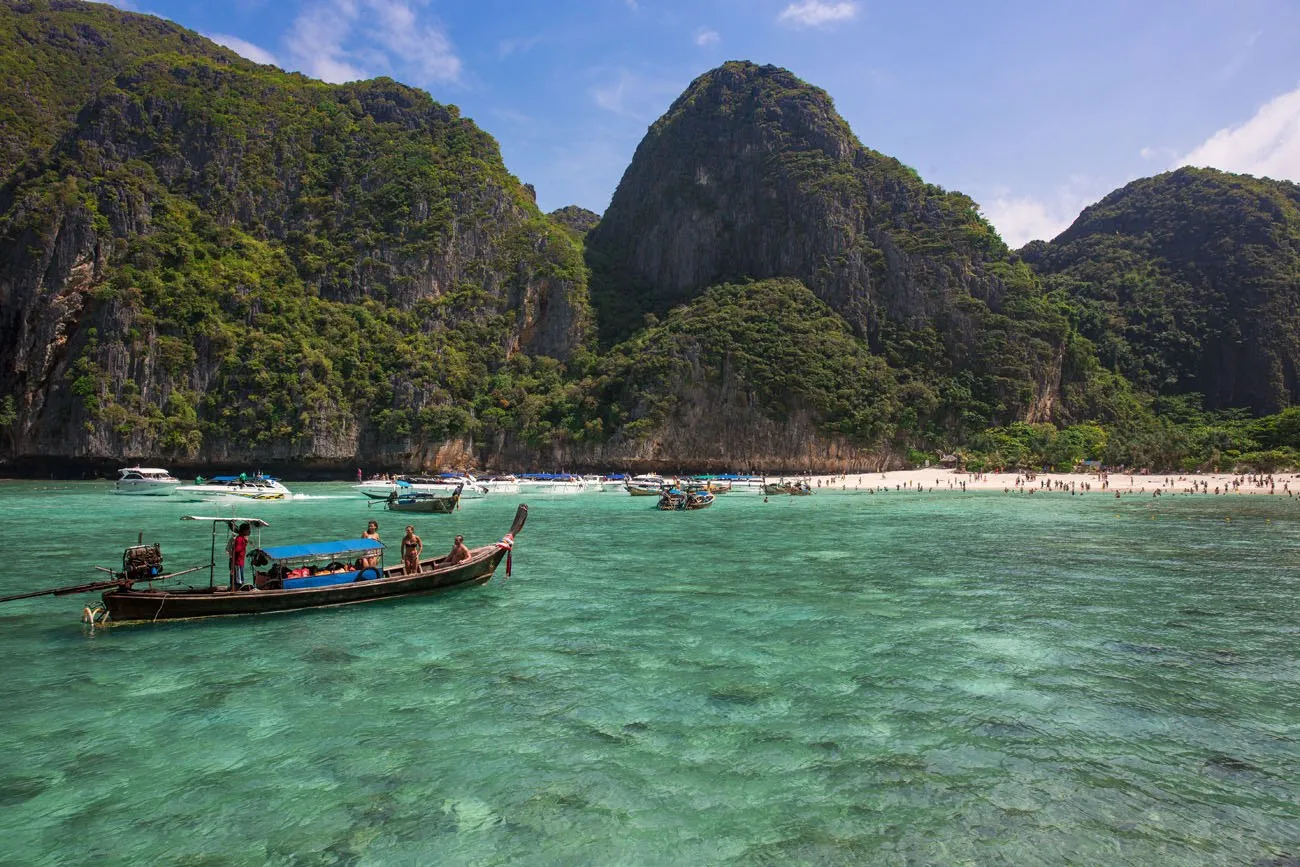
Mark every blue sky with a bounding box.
[97,0,1300,246]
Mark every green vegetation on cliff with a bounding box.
[1024,167,1300,414]
[3,4,1300,473]
[0,0,240,185]
[0,1,589,461]
[585,61,1083,435]
[594,279,898,446]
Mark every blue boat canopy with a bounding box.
[256,538,385,562]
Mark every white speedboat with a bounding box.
[113,467,181,496]
[705,474,765,492]
[480,475,521,494]
[517,474,586,494]
[581,474,628,492]
[174,474,292,501]
[625,474,667,496]
[354,475,488,500]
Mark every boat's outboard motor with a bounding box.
[122,544,163,582]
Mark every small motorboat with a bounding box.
[113,467,181,496]
[355,474,488,499]
[480,475,521,494]
[174,473,292,500]
[516,474,587,494]
[626,474,666,496]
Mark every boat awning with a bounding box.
[256,538,385,562]
[181,516,270,527]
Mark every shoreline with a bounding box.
[796,469,1299,497]
[7,468,1297,498]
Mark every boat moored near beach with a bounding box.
[657,488,716,510]
[762,479,813,496]
[355,474,488,499]
[174,473,291,500]
[113,467,181,496]
[516,473,587,494]
[383,485,461,513]
[625,474,666,496]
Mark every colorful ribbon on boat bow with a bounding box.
[496,533,514,577]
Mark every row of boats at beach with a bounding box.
[19,467,814,627]
[112,468,813,500]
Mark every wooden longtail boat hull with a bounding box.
[102,506,525,623]
[385,495,459,513]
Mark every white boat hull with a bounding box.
[355,481,488,499]
[517,481,586,495]
[113,481,180,496]
[174,487,290,501]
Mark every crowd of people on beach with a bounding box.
[792,470,1300,499]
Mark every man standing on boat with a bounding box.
[229,523,250,589]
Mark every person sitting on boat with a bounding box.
[446,534,471,566]
[229,523,250,589]
[402,526,423,575]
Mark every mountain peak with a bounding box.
[650,61,858,163]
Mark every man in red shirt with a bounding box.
[230,522,250,589]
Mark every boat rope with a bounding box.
[81,606,107,626]
[496,534,514,577]
[152,593,168,623]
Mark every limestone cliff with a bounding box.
[0,1,590,465]
[1024,167,1300,414]
[586,61,1070,434]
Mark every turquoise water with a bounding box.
[1,482,1297,865]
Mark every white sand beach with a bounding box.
[797,469,1300,497]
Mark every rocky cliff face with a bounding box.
[586,61,1070,431]
[548,205,600,240]
[1024,167,1300,414]
[0,2,590,465]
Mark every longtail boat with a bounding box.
[657,489,715,511]
[762,479,813,496]
[0,506,527,625]
[383,484,461,513]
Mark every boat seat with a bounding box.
[282,570,360,589]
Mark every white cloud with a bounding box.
[1139,145,1176,161]
[285,0,461,85]
[592,72,631,115]
[980,179,1098,248]
[589,69,680,119]
[208,32,278,66]
[777,1,858,29]
[1174,85,1300,182]
[286,0,366,83]
[498,35,542,58]
[982,196,1074,248]
[369,0,461,82]
[695,28,720,46]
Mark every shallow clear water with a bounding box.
[1,482,1297,865]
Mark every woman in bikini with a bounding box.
[362,520,381,568]
[401,525,422,575]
